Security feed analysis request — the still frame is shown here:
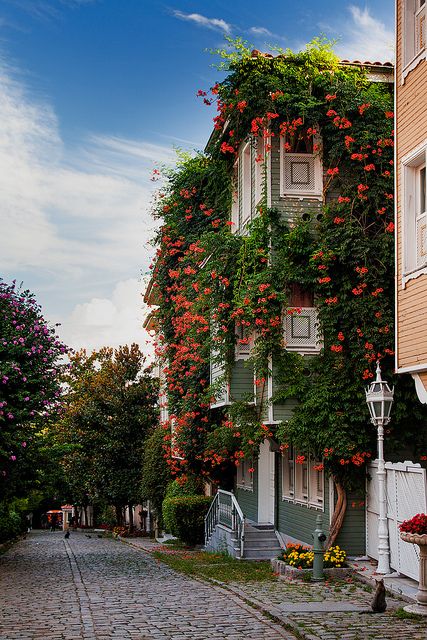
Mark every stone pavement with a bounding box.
[123,537,427,640]
[0,531,293,640]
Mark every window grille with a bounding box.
[282,151,322,197]
[284,307,321,352]
[235,325,253,359]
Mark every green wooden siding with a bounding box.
[336,491,366,555]
[276,454,330,544]
[236,460,258,522]
[230,359,254,402]
[255,377,269,422]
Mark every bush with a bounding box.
[164,476,204,499]
[140,426,171,527]
[162,495,212,546]
[0,508,23,543]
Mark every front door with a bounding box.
[257,439,275,524]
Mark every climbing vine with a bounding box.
[149,40,427,527]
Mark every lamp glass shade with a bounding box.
[365,362,394,425]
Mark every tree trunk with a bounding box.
[128,505,134,532]
[83,505,88,527]
[326,476,347,548]
[115,504,123,526]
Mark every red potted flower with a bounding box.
[400,513,427,544]
[400,514,427,615]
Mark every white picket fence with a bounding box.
[366,460,427,580]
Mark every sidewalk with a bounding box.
[118,536,427,640]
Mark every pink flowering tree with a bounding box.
[0,280,68,499]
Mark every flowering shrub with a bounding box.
[324,545,347,568]
[0,280,68,498]
[278,542,346,568]
[400,513,427,535]
[149,37,427,541]
[280,543,314,569]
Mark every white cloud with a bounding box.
[249,26,275,37]
[333,5,394,62]
[172,10,232,34]
[0,57,171,352]
[58,277,155,358]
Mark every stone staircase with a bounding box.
[242,523,282,560]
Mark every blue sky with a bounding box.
[0,0,394,352]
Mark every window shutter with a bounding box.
[231,160,239,231]
[235,325,253,359]
[284,307,321,352]
[210,320,229,406]
[416,2,426,52]
[283,153,319,195]
[282,448,295,499]
[417,213,427,266]
[309,462,324,507]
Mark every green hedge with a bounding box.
[0,509,23,543]
[162,495,212,546]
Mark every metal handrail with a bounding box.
[204,489,245,557]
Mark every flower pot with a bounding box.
[400,531,427,615]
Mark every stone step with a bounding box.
[243,547,282,560]
[244,539,281,549]
[247,524,275,531]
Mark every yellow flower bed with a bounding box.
[279,543,346,569]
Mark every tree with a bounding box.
[140,425,171,529]
[56,344,158,527]
[0,280,67,500]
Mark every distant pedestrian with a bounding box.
[50,514,58,532]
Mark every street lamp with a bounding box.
[365,360,394,574]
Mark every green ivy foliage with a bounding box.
[150,39,427,486]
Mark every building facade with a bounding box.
[396,0,427,403]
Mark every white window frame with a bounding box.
[210,320,230,407]
[281,447,295,499]
[282,450,324,509]
[239,141,252,228]
[254,137,265,208]
[237,457,254,491]
[402,141,427,284]
[280,138,322,199]
[402,0,427,80]
[170,417,183,460]
[231,158,239,233]
[284,307,322,354]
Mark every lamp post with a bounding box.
[365,360,394,575]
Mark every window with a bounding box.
[210,320,229,406]
[254,137,265,207]
[239,141,252,228]
[284,285,321,353]
[231,160,239,232]
[403,143,427,277]
[237,457,254,491]
[282,447,295,499]
[235,324,253,360]
[403,0,426,72]
[280,134,322,198]
[170,418,183,460]
[282,449,324,508]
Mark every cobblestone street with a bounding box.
[0,532,292,640]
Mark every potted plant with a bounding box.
[400,514,427,615]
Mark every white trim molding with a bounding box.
[397,362,427,373]
[413,373,427,403]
